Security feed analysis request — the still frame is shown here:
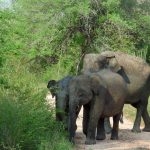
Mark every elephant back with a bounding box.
[96,69,128,99]
[101,51,150,79]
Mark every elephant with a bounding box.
[82,51,150,133]
[47,76,81,129]
[47,76,73,125]
[68,69,128,145]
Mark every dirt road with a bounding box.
[75,108,150,150]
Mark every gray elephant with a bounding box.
[47,76,73,126]
[47,76,81,129]
[82,51,150,132]
[68,69,128,145]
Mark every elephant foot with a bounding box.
[110,136,118,140]
[143,127,150,132]
[96,134,106,140]
[131,128,141,133]
[111,130,118,140]
[85,138,96,145]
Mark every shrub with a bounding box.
[0,58,72,150]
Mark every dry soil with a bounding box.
[75,108,150,150]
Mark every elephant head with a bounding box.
[47,76,73,126]
[68,74,106,143]
[96,53,130,83]
[96,55,121,72]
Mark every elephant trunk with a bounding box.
[68,100,78,143]
[56,112,65,121]
[55,94,67,121]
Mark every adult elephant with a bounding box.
[69,69,128,145]
[82,51,150,132]
[47,76,81,129]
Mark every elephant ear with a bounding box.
[91,75,106,95]
[106,56,122,72]
[47,80,58,98]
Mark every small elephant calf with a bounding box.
[68,69,128,145]
[47,76,81,129]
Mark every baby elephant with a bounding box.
[68,69,128,145]
[47,76,73,126]
[47,76,81,129]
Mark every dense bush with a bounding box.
[1,0,149,77]
[0,58,72,150]
[15,0,150,76]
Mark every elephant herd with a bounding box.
[47,51,150,145]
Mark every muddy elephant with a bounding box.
[69,69,128,145]
[82,51,150,132]
[47,76,81,129]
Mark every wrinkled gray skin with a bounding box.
[47,76,81,129]
[69,69,128,145]
[82,51,150,133]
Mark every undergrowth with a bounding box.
[0,58,72,150]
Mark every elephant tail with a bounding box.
[120,112,124,124]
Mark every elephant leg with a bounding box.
[82,104,90,136]
[111,113,121,140]
[142,109,150,132]
[131,102,143,133]
[85,113,99,145]
[85,97,104,145]
[142,98,150,132]
[104,117,112,134]
[96,118,106,140]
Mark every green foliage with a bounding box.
[1,0,149,77]
[0,0,150,149]
[0,58,72,150]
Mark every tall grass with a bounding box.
[0,58,72,150]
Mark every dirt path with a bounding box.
[75,108,150,150]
